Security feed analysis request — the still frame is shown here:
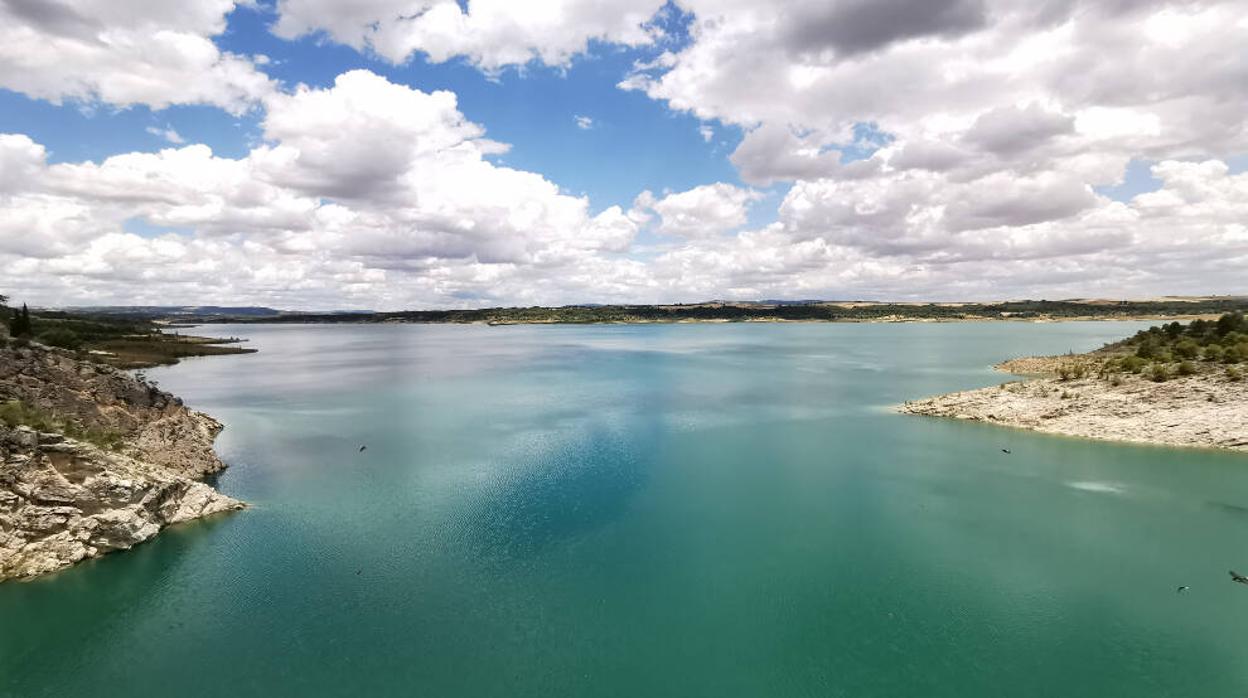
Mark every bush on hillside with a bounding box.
[38,328,82,350]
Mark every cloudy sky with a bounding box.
[1,0,1246,309]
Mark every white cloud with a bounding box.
[4,2,1248,307]
[0,0,275,112]
[4,134,1248,306]
[574,115,594,130]
[146,126,185,144]
[0,70,651,308]
[624,0,1248,184]
[642,183,762,238]
[271,0,668,71]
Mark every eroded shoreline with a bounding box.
[901,356,1248,452]
[1,341,244,581]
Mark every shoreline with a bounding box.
[900,357,1248,453]
[1,341,244,581]
[198,313,1224,327]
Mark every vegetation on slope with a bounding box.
[1041,312,1248,384]
[1,295,256,369]
[0,399,126,451]
[186,297,1248,325]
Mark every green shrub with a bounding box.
[38,328,82,350]
[1119,355,1147,373]
[1135,339,1161,359]
[1174,339,1200,359]
[1149,364,1171,382]
[1228,366,1243,382]
[1176,360,1197,376]
[1204,344,1225,362]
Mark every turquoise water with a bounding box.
[3,322,1248,696]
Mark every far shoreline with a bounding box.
[192,312,1226,327]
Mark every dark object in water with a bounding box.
[359,445,367,452]
[1176,585,1190,593]
[1001,448,1012,454]
[1231,571,1248,585]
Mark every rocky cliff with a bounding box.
[0,342,242,581]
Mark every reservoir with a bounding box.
[3,321,1247,696]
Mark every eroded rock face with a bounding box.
[901,371,1248,452]
[0,343,226,477]
[0,343,243,581]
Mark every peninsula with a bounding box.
[0,333,243,581]
[902,313,1248,452]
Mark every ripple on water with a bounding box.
[1065,480,1127,495]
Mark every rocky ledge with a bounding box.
[1,342,243,581]
[900,359,1248,452]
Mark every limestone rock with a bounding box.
[0,342,244,581]
[901,368,1248,452]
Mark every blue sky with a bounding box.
[1,0,1246,308]
[1,2,745,217]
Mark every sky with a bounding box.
[0,0,1246,310]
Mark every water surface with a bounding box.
[3,322,1248,696]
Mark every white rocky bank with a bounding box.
[901,364,1248,452]
[0,342,243,581]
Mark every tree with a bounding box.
[9,303,31,337]
[39,328,81,350]
[1216,312,1245,337]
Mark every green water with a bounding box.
[3,322,1248,696]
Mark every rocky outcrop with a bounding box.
[901,368,1248,452]
[0,342,242,581]
[0,343,226,477]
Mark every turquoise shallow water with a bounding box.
[3,321,1248,696]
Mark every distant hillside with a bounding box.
[60,305,286,317]
[168,297,1248,325]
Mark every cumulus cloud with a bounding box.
[0,0,274,112]
[625,0,1248,182]
[4,1,1248,307]
[641,183,762,237]
[601,0,1248,299]
[644,160,1248,301]
[271,0,668,71]
[785,0,987,57]
[0,70,650,308]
